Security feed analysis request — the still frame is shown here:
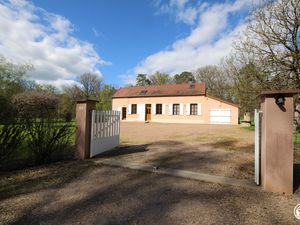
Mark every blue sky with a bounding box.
[0,0,252,88]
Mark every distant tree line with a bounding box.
[0,55,117,124]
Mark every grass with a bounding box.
[241,125,255,131]
[294,132,300,163]
[0,121,76,170]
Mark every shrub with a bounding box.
[0,124,25,164]
[13,91,75,165]
[26,121,74,165]
[13,90,58,121]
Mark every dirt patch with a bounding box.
[1,162,300,225]
[101,122,254,180]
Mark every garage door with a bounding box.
[210,109,231,124]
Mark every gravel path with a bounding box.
[2,163,300,225]
[101,122,254,180]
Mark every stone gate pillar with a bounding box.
[260,90,298,194]
[75,99,98,160]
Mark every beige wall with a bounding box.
[112,96,239,124]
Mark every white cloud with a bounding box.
[121,0,249,84]
[155,0,207,25]
[0,0,110,88]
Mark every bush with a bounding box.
[0,124,25,164]
[13,90,58,120]
[25,121,74,165]
[8,91,75,166]
[0,96,18,124]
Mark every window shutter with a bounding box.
[197,103,202,115]
[169,104,173,115]
[152,104,156,115]
[162,104,166,115]
[128,104,131,114]
[117,107,121,112]
[137,104,145,121]
[180,104,183,115]
[186,103,190,115]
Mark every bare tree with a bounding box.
[78,72,102,98]
[234,0,300,89]
[194,65,233,101]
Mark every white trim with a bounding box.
[137,104,145,121]
[197,103,202,115]
[128,104,131,114]
[152,104,156,115]
[186,103,190,115]
[180,103,183,115]
[169,104,173,115]
[162,104,166,115]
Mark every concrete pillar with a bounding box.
[260,91,295,194]
[75,100,97,160]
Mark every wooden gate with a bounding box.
[90,110,120,157]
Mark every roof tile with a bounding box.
[113,83,206,98]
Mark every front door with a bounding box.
[122,107,126,120]
[145,104,151,121]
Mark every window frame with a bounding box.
[173,104,180,115]
[156,104,162,115]
[190,103,198,115]
[131,104,137,114]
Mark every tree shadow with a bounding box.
[98,139,254,180]
[95,144,150,158]
[0,160,96,201]
[8,165,292,225]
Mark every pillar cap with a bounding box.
[260,89,300,97]
[76,99,99,103]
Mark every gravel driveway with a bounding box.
[100,122,255,180]
[1,162,299,225]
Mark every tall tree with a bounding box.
[97,85,116,110]
[78,72,102,98]
[136,74,151,86]
[194,65,233,101]
[234,0,300,89]
[148,71,171,85]
[173,71,195,84]
[58,85,83,121]
[0,55,32,123]
[0,55,32,98]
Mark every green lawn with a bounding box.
[242,124,300,163]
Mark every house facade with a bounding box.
[112,83,239,125]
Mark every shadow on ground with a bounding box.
[97,144,150,157]
[7,165,297,225]
[0,160,96,201]
[294,164,300,193]
[96,139,254,180]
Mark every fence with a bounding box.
[90,110,120,157]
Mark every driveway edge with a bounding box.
[92,158,258,190]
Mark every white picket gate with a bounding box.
[90,110,120,157]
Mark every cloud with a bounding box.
[154,0,208,25]
[121,0,249,84]
[0,0,110,87]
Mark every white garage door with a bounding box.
[210,109,231,124]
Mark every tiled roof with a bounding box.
[112,83,206,98]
